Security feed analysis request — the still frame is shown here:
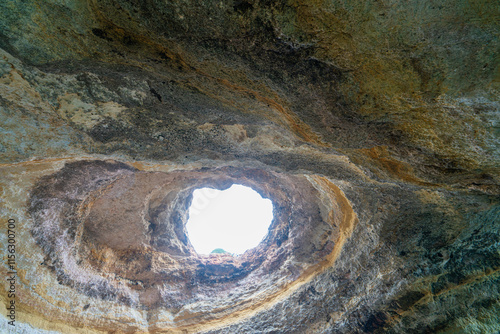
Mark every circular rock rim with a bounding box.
[28,159,356,329]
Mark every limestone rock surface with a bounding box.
[0,0,499,333]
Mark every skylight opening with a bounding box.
[186,184,273,255]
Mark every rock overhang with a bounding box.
[0,0,499,333]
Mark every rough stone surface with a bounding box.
[0,0,499,333]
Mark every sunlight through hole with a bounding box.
[186,184,273,255]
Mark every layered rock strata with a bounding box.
[0,0,499,333]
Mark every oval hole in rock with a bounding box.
[186,184,273,255]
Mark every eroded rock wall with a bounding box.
[1,0,499,333]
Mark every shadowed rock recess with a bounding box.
[0,1,498,333]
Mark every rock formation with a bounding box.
[0,0,498,333]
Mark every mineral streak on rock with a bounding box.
[0,0,499,333]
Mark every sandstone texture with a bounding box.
[0,0,499,333]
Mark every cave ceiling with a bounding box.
[0,0,499,333]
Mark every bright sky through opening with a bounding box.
[186,184,273,255]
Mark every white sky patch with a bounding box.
[186,184,273,255]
